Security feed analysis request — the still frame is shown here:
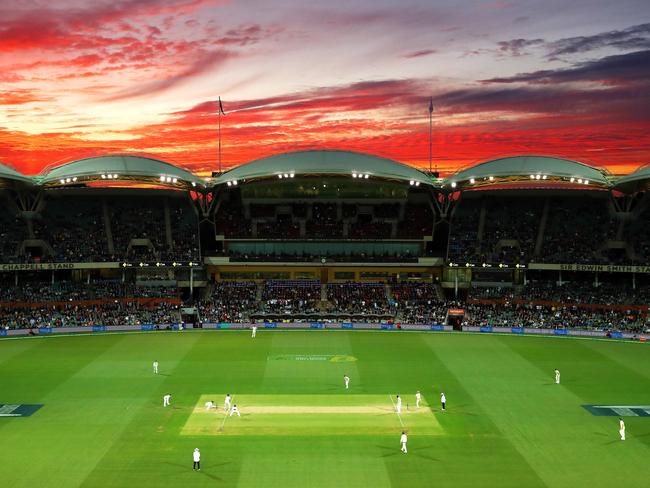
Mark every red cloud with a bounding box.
[0,90,49,105]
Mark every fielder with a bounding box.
[395,395,402,414]
[619,418,626,441]
[153,360,159,374]
[230,404,241,417]
[555,369,560,384]
[224,394,232,412]
[416,390,421,409]
[440,392,446,411]
[344,375,350,390]
[205,400,215,410]
[400,431,408,453]
[251,325,257,338]
[163,393,171,407]
[192,448,201,470]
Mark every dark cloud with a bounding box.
[482,50,650,85]
[497,38,544,56]
[402,49,437,59]
[548,23,650,57]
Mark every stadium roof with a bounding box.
[0,162,32,186]
[214,150,435,188]
[612,164,650,193]
[39,154,203,189]
[443,155,610,191]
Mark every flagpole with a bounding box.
[429,103,432,173]
[218,106,222,173]
[428,96,433,174]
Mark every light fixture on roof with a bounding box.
[60,179,65,184]
[101,174,106,179]
[113,174,118,179]
[227,181,232,187]
[278,174,283,179]
[352,172,357,178]
[160,175,165,182]
[191,181,196,187]
[535,174,541,180]
[172,177,178,183]
[72,177,77,182]
[469,178,475,184]
[570,177,575,183]
[364,174,369,179]
[415,181,420,187]
[584,180,589,185]
[409,180,415,186]
[232,180,238,186]
[284,173,289,178]
[542,175,547,180]
[577,178,583,184]
[530,174,535,179]
[451,181,457,188]
[290,172,295,178]
[489,176,494,181]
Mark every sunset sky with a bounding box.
[1,0,649,176]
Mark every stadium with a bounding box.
[1,149,650,487]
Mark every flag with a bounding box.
[428,96,434,114]
[218,96,226,115]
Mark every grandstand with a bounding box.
[1,150,650,335]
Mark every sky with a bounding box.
[0,0,649,176]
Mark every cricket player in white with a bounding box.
[163,393,171,407]
[396,395,402,414]
[400,431,408,453]
[619,418,626,440]
[416,391,421,409]
[153,360,159,374]
[555,369,560,384]
[230,404,241,417]
[193,448,201,470]
[205,400,215,410]
[440,392,446,411]
[224,394,232,411]
[251,325,257,338]
[344,375,350,390]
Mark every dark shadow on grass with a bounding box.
[604,440,621,445]
[162,461,225,481]
[410,446,438,462]
[377,445,401,458]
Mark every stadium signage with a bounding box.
[529,263,650,274]
[0,262,120,271]
[583,405,650,417]
[0,404,43,417]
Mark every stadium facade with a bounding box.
[1,150,649,332]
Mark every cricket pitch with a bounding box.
[181,394,442,436]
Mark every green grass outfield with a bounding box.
[0,330,649,487]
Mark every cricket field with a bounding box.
[0,329,649,487]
